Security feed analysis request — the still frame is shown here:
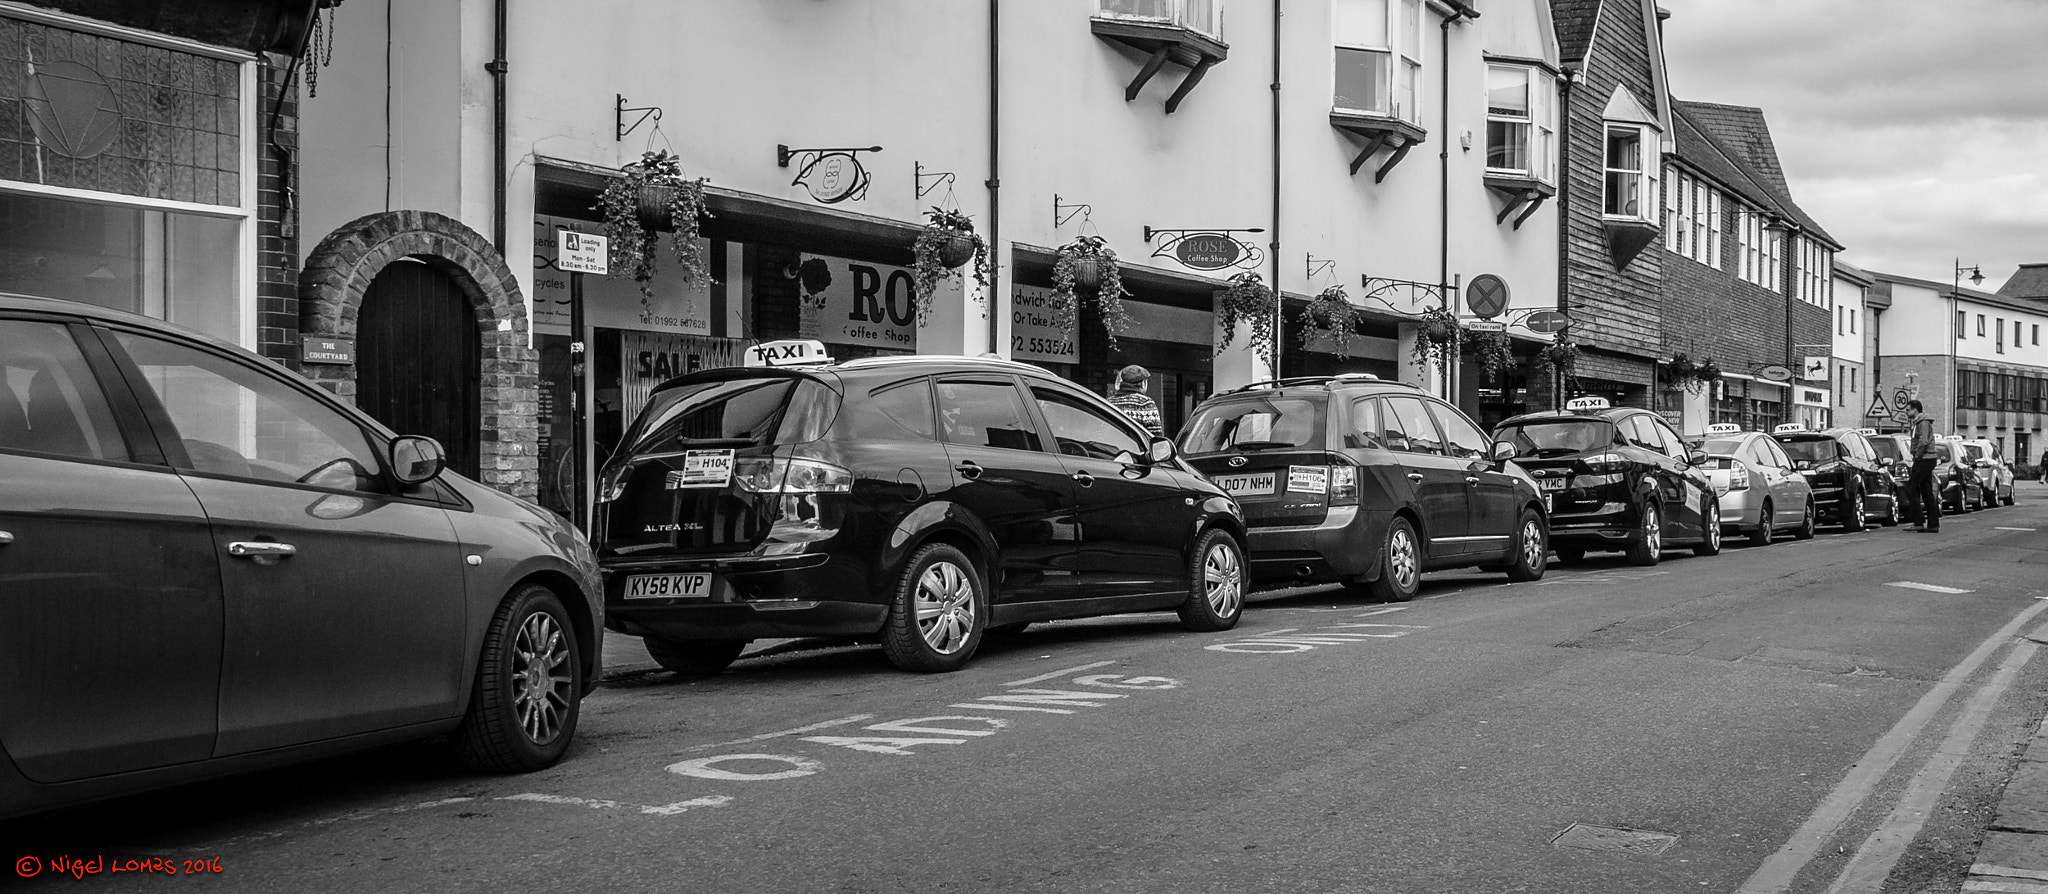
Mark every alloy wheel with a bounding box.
[1643,506,1662,553]
[1520,518,1545,569]
[512,610,573,745]
[915,561,976,654]
[1203,541,1244,619]
[1388,526,1419,592]
[1706,504,1721,550]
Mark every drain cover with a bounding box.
[1550,823,1678,856]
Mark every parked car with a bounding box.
[593,341,1246,675]
[1696,423,1816,545]
[0,294,602,821]
[1770,424,1897,530]
[1953,437,2015,506]
[1492,397,1722,566]
[1867,433,1981,519]
[1177,374,1549,602]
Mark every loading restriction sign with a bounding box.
[1466,274,1508,319]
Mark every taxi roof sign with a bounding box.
[1564,396,1611,412]
[1773,422,1807,434]
[1854,428,1878,435]
[744,339,833,368]
[1705,423,1742,435]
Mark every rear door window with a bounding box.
[0,320,128,462]
[1382,396,1445,456]
[1179,395,1325,454]
[937,379,1042,452]
[1032,386,1147,462]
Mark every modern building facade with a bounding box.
[1866,269,2048,462]
[294,0,1564,521]
[1832,260,1873,426]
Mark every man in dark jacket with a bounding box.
[1906,400,1940,533]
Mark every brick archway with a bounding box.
[299,210,538,500]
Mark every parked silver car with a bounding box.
[1697,424,1816,545]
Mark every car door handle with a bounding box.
[227,541,297,559]
[955,461,982,480]
[1407,473,1424,482]
[1465,476,1481,485]
[1072,471,1095,488]
[0,531,12,545]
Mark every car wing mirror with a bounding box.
[1686,449,1709,466]
[1146,437,1176,465]
[389,435,447,486]
[1490,441,1515,462]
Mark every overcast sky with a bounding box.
[1658,0,2048,293]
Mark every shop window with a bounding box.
[0,192,241,344]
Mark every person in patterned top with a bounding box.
[1108,364,1165,438]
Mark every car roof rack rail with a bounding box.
[1221,373,1411,396]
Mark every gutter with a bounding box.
[987,0,1001,354]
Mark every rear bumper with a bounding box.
[601,552,887,641]
[1244,506,1376,582]
[1715,489,1766,530]
[1548,502,1643,547]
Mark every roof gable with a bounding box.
[1552,0,1604,67]
[1677,101,1788,195]
[1603,83,1658,127]
[1669,100,1839,249]
[1996,264,2048,301]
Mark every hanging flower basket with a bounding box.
[1664,352,1699,390]
[1298,284,1362,355]
[910,207,991,325]
[597,149,713,299]
[1467,328,1516,378]
[1216,272,1278,359]
[1694,358,1722,393]
[1411,305,1463,368]
[1050,235,1132,348]
[1539,335,1581,387]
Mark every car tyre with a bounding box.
[1353,516,1423,602]
[1504,509,1548,582]
[1178,529,1246,631]
[1747,500,1774,547]
[452,584,582,773]
[1794,499,1817,539]
[1844,488,1867,532]
[2004,490,2016,507]
[1694,500,1723,556]
[882,543,986,673]
[1881,495,1901,526]
[1625,502,1662,567]
[643,638,747,676]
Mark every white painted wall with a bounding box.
[1830,273,1864,365]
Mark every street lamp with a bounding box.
[1950,259,1985,436]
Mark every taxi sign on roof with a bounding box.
[1705,423,1742,435]
[1773,422,1807,434]
[1564,396,1610,412]
[744,339,833,368]
[1854,428,1878,435]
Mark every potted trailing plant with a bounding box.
[1467,328,1516,378]
[1694,357,1723,393]
[1050,235,1133,348]
[1665,352,1699,390]
[1215,272,1278,358]
[597,149,712,299]
[1298,284,1362,354]
[1539,334,1581,386]
[1411,305,1462,368]
[910,207,990,325]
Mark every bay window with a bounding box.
[1603,125,1654,220]
[1333,0,1422,125]
[1484,64,1555,182]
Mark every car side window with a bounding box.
[865,377,936,441]
[1744,440,1776,469]
[0,320,129,462]
[1654,421,1689,459]
[1347,397,1385,450]
[1031,386,1148,462]
[1382,396,1445,456]
[1425,400,1490,460]
[1621,416,1659,451]
[1766,438,1794,468]
[935,379,1042,453]
[111,331,388,492]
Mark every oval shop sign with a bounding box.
[1174,234,1243,271]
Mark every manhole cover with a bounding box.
[1550,823,1678,856]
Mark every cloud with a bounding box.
[1661,0,2048,290]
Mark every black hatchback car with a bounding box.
[1493,398,1722,565]
[1178,375,1549,602]
[593,341,1247,674]
[1770,425,1897,530]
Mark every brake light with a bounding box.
[595,462,632,504]
[1329,465,1359,506]
[1727,459,1751,491]
[734,457,853,495]
[1581,452,1629,474]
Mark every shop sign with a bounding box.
[1523,310,1570,334]
[1802,356,1829,380]
[556,230,609,275]
[1173,235,1242,270]
[300,336,354,365]
[1012,284,1077,364]
[799,253,919,351]
[1797,387,1829,407]
[1755,364,1795,382]
[620,331,747,423]
[532,215,713,336]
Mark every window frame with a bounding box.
[1029,383,1152,463]
[1601,124,1655,222]
[1332,0,1423,124]
[935,375,1047,455]
[1483,62,1555,183]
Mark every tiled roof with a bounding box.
[1997,263,2048,301]
[1670,100,1839,249]
[1552,0,1604,68]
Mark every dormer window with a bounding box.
[1604,126,1649,219]
[1092,0,1229,113]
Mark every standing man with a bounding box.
[2037,448,2047,483]
[1905,400,1941,533]
[1108,364,1166,438]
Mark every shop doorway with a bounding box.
[356,260,481,478]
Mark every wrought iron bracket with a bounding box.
[1054,194,1093,228]
[1305,254,1336,280]
[615,94,662,142]
[915,162,957,200]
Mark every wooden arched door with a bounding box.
[357,260,481,478]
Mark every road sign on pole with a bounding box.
[557,230,609,275]
[1866,394,1891,419]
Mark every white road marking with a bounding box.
[1887,581,1976,594]
[497,793,732,816]
[1002,660,1116,687]
[679,714,876,753]
[665,753,823,781]
[1736,598,2048,894]
[1961,881,2048,893]
[1996,527,2038,532]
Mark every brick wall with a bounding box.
[1661,249,1786,377]
[256,54,298,363]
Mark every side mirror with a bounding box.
[1491,441,1516,462]
[1145,437,1176,465]
[388,435,447,486]
[1879,456,1894,467]
[1687,449,1710,466]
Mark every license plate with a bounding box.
[1213,472,1277,497]
[624,573,713,599]
[1539,477,1567,491]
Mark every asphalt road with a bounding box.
[9,491,2048,894]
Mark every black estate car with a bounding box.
[1178,375,1550,602]
[1493,398,1723,565]
[1,293,602,820]
[594,341,1247,674]
[1770,425,1897,530]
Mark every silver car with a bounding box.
[1698,426,1815,545]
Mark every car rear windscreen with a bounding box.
[1777,437,1838,466]
[1495,419,1616,458]
[1869,437,1904,463]
[621,375,839,456]
[1179,396,1326,455]
[1702,438,1742,456]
